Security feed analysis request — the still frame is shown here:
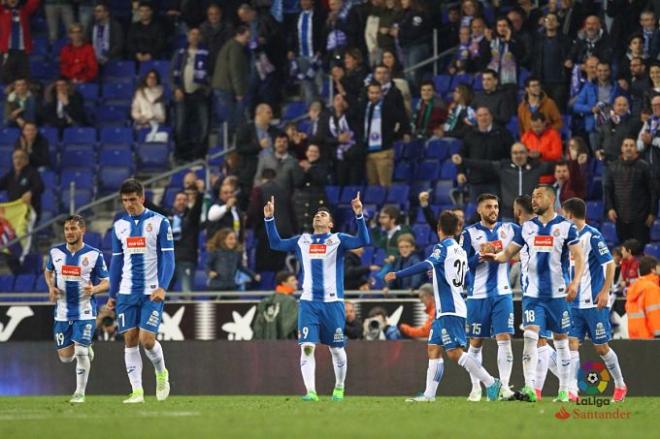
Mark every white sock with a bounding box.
[497,339,513,388]
[74,345,90,395]
[124,346,143,392]
[300,344,316,393]
[424,358,445,398]
[600,348,626,388]
[458,352,495,387]
[554,338,571,393]
[535,344,550,392]
[547,345,558,378]
[145,341,166,374]
[522,330,539,388]
[467,345,482,392]
[329,347,347,389]
[569,350,580,394]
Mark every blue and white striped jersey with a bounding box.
[265,215,371,302]
[512,214,579,299]
[46,243,108,321]
[424,238,468,318]
[111,209,174,295]
[571,224,613,309]
[462,222,519,298]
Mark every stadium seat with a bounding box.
[13,274,36,292]
[440,159,457,181]
[100,126,134,144]
[103,60,136,79]
[282,101,307,120]
[593,159,604,177]
[601,221,618,246]
[472,73,483,91]
[412,224,431,246]
[39,170,58,188]
[0,127,20,144]
[325,186,340,205]
[386,184,409,205]
[34,276,49,292]
[60,144,96,168]
[372,248,386,266]
[20,254,43,274]
[96,105,130,125]
[433,74,452,95]
[138,60,171,80]
[0,275,15,292]
[62,127,96,145]
[76,83,99,101]
[99,145,133,168]
[651,220,660,242]
[136,142,170,172]
[102,229,114,251]
[586,201,604,222]
[162,187,179,207]
[425,139,450,161]
[41,190,58,214]
[402,140,424,160]
[135,126,172,142]
[29,59,58,81]
[193,270,208,291]
[257,271,276,290]
[60,169,95,190]
[433,180,454,205]
[644,243,660,258]
[0,145,13,168]
[450,73,473,89]
[364,185,387,205]
[506,117,519,138]
[393,161,413,182]
[102,82,134,100]
[438,137,462,155]
[85,231,102,250]
[99,166,133,193]
[60,188,94,212]
[339,185,362,204]
[417,160,440,180]
[39,127,59,145]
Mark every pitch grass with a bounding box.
[0,396,657,439]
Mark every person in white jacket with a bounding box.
[131,69,166,128]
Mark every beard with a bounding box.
[533,205,547,216]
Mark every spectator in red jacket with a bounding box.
[399,283,435,339]
[60,22,98,83]
[0,0,40,84]
[620,239,642,289]
[521,112,563,184]
[553,160,587,211]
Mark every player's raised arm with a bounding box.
[263,196,299,252]
[339,192,371,249]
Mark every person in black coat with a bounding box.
[200,3,234,76]
[42,79,87,129]
[169,185,204,294]
[332,48,367,110]
[126,1,168,61]
[0,149,44,217]
[293,144,331,233]
[13,122,50,169]
[471,69,515,126]
[566,15,613,67]
[88,2,124,65]
[324,93,363,186]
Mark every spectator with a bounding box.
[381,49,404,81]
[636,94,660,191]
[0,0,40,84]
[345,247,379,290]
[637,10,660,60]
[595,96,641,164]
[172,27,211,162]
[371,205,413,257]
[332,48,367,110]
[362,81,407,187]
[548,0,586,40]
[287,0,325,104]
[371,64,411,121]
[323,0,354,66]
[0,149,44,218]
[620,239,642,289]
[465,17,490,73]
[517,76,562,134]
[532,12,571,110]
[170,185,204,295]
[520,113,563,184]
[207,182,244,240]
[471,69,514,126]
[200,3,234,77]
[453,142,555,218]
[626,56,651,118]
[212,25,251,134]
[487,16,524,97]
[387,233,424,290]
[206,228,259,291]
[325,94,361,186]
[95,306,121,342]
[293,144,330,232]
[254,133,301,193]
[60,22,98,83]
[235,103,277,203]
[626,255,660,339]
[456,106,513,202]
[566,15,613,67]
[604,138,657,246]
[364,0,383,67]
[618,34,646,84]
[437,4,459,51]
[126,1,167,62]
[345,301,363,339]
[303,100,330,152]
[131,69,166,128]
[643,62,660,113]
[517,0,543,34]
[13,122,50,169]
[164,0,206,29]
[44,0,74,43]
[88,2,124,65]
[394,0,431,87]
[363,306,401,340]
[274,270,298,295]
[448,25,471,76]
[506,8,533,69]
[553,160,587,209]
[42,78,87,128]
[399,283,435,339]
[246,168,295,272]
[410,80,447,140]
[3,78,36,128]
[284,122,309,160]
[440,83,475,139]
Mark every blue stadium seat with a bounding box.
[588,177,602,201]
[410,180,432,199]
[51,38,68,57]
[29,60,58,81]
[412,224,431,246]
[402,140,424,160]
[100,127,133,144]
[257,271,276,290]
[372,248,386,266]
[162,187,179,207]
[0,275,15,292]
[99,166,133,192]
[415,205,437,224]
[135,142,170,172]
[39,170,58,188]
[85,231,102,249]
[39,127,59,145]
[586,201,604,222]
[517,68,531,88]
[440,159,457,181]
[450,73,473,89]
[13,274,35,291]
[465,202,477,219]
[102,82,134,100]
[63,127,96,145]
[41,190,58,214]
[193,270,208,291]
[60,144,96,168]
[472,73,483,91]
[103,60,136,79]
[32,36,49,56]
[325,185,340,205]
[433,180,454,204]
[433,74,452,95]
[425,139,450,161]
[386,184,410,205]
[136,126,172,142]
[393,161,413,182]
[438,137,462,155]
[208,146,224,166]
[0,127,20,144]
[644,243,660,258]
[364,185,386,205]
[601,221,618,246]
[99,145,133,168]
[61,188,94,211]
[60,168,95,190]
[102,228,113,251]
[361,246,374,265]
[96,105,130,125]
[593,159,604,177]
[339,185,363,204]
[506,117,519,138]
[20,254,43,274]
[282,101,307,120]
[34,276,49,292]
[651,220,660,242]
[417,160,440,180]
[0,145,13,168]
[76,83,99,101]
[138,60,171,81]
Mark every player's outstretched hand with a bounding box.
[83,282,94,296]
[106,298,115,310]
[479,252,497,263]
[566,282,578,302]
[351,191,363,216]
[264,196,275,219]
[48,287,61,303]
[384,272,396,282]
[150,288,166,302]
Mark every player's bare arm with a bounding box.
[567,243,585,302]
[596,260,616,309]
[150,287,166,302]
[44,269,60,303]
[83,278,109,296]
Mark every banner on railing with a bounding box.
[0,199,34,261]
[0,299,630,342]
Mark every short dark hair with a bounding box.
[481,68,498,79]
[530,112,547,123]
[535,184,556,197]
[476,193,498,205]
[275,270,295,286]
[514,195,533,214]
[524,75,540,88]
[64,214,86,228]
[438,210,459,236]
[138,1,153,9]
[562,197,586,219]
[420,79,435,90]
[275,132,289,141]
[380,205,400,222]
[367,81,381,90]
[119,178,143,196]
[622,239,642,256]
[235,25,249,36]
[639,256,657,275]
[316,206,334,223]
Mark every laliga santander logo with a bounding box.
[578,361,610,395]
[554,407,571,421]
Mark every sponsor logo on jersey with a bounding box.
[126,236,147,254]
[561,310,571,328]
[308,244,327,259]
[146,309,160,327]
[533,236,554,252]
[595,322,606,339]
[61,265,82,282]
[333,327,344,342]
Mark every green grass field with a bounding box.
[0,396,657,438]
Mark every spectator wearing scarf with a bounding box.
[89,3,124,65]
[288,0,325,104]
[326,94,361,186]
[487,17,523,90]
[411,80,447,139]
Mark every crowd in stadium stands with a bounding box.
[3,0,660,314]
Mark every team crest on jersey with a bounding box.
[82,257,89,267]
[597,241,608,255]
[146,223,153,233]
[431,248,441,258]
[500,229,507,239]
[553,229,560,237]
[333,327,344,342]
